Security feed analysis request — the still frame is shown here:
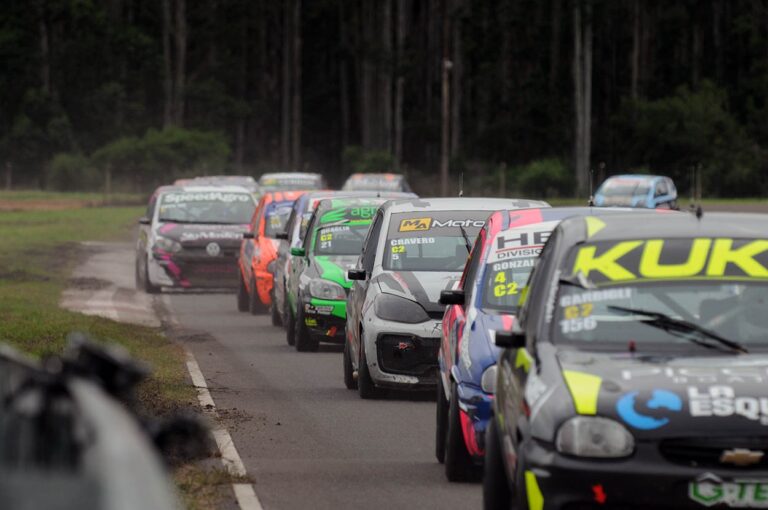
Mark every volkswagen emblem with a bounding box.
[206,242,221,257]
[720,448,764,466]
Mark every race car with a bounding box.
[237,190,303,314]
[341,173,412,192]
[135,185,255,292]
[437,207,643,482]
[272,190,417,329]
[344,197,549,399]
[483,211,768,510]
[257,172,325,192]
[285,197,391,351]
[594,174,678,209]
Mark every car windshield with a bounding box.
[552,238,768,351]
[314,224,370,255]
[264,201,295,238]
[481,256,538,312]
[383,211,489,271]
[600,181,650,198]
[158,191,254,224]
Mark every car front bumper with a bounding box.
[302,298,347,343]
[455,382,493,459]
[149,251,239,289]
[362,316,442,390]
[517,438,768,509]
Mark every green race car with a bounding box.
[285,197,387,352]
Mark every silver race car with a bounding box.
[344,197,548,398]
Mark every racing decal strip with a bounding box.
[584,216,607,239]
[562,370,602,415]
[376,273,405,293]
[397,271,432,307]
[525,471,544,510]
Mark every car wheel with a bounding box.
[435,375,448,464]
[357,338,380,399]
[295,303,319,352]
[285,304,296,346]
[249,276,264,315]
[483,419,513,510]
[343,340,357,390]
[237,272,249,312]
[143,257,160,294]
[270,288,283,326]
[445,382,480,481]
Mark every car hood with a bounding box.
[556,349,768,438]
[312,255,358,289]
[374,271,459,314]
[155,223,248,247]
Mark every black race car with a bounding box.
[485,212,768,510]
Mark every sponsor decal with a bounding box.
[321,206,379,224]
[689,385,768,425]
[389,237,436,246]
[399,217,432,232]
[621,366,768,385]
[164,192,251,204]
[616,389,682,430]
[559,288,632,306]
[690,473,768,508]
[573,238,768,282]
[179,231,243,242]
[206,242,221,257]
[491,259,537,272]
[305,303,334,315]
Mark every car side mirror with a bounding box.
[243,232,255,239]
[347,269,367,281]
[290,247,306,257]
[138,216,151,225]
[495,330,526,349]
[275,231,289,240]
[439,290,465,306]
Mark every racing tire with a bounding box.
[294,304,319,352]
[142,257,160,294]
[483,419,514,510]
[357,339,380,399]
[285,305,296,346]
[435,376,448,464]
[248,276,265,315]
[270,289,282,326]
[237,272,249,312]
[445,382,481,482]
[343,340,357,390]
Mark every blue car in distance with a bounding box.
[594,174,678,209]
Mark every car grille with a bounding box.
[660,437,768,469]
[376,334,440,377]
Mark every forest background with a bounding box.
[2,0,767,198]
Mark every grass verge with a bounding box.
[0,205,232,507]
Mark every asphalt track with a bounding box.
[164,291,481,510]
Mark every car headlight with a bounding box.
[481,364,497,394]
[374,294,430,323]
[155,236,182,253]
[309,279,346,300]
[555,416,634,458]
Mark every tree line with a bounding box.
[1,0,767,196]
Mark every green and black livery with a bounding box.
[286,197,386,351]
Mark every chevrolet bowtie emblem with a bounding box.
[720,448,764,466]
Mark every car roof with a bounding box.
[602,174,665,182]
[346,173,403,180]
[314,196,391,212]
[558,211,768,243]
[381,197,549,214]
[160,184,252,194]
[259,172,322,180]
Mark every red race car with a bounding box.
[238,190,304,313]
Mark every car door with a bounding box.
[241,201,262,285]
[347,211,384,358]
[288,209,317,316]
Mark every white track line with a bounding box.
[164,296,264,510]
